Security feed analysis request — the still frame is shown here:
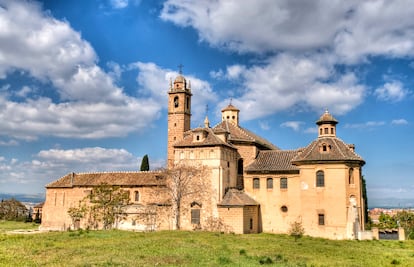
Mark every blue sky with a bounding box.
[0,0,413,207]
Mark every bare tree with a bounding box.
[163,163,210,230]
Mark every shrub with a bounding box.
[289,220,305,241]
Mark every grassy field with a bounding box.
[1,221,414,266]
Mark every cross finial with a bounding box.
[205,104,209,116]
[229,98,233,105]
[178,64,184,74]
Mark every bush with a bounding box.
[289,221,305,241]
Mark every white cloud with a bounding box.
[0,139,18,146]
[0,92,161,140]
[306,73,365,114]
[280,121,304,132]
[0,147,145,193]
[0,1,163,140]
[374,81,409,102]
[110,0,129,9]
[0,0,96,81]
[15,86,33,98]
[131,62,218,123]
[334,1,414,63]
[161,0,414,66]
[160,0,353,53]
[217,53,365,120]
[391,119,408,125]
[344,121,386,129]
[258,121,270,131]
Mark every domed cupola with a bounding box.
[221,103,240,126]
[316,109,338,138]
[171,74,191,92]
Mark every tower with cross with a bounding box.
[167,68,192,168]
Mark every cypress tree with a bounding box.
[140,154,149,171]
[362,176,369,224]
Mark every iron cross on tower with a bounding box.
[178,64,184,74]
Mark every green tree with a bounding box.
[289,220,305,241]
[67,201,88,230]
[361,176,369,224]
[86,184,130,229]
[0,198,28,221]
[378,213,398,229]
[395,210,414,239]
[140,154,150,171]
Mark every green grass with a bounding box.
[1,222,414,266]
[0,220,39,233]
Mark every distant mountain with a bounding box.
[369,197,414,209]
[0,192,45,204]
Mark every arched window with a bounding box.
[349,168,354,184]
[280,177,288,189]
[266,178,273,189]
[174,96,179,108]
[190,202,201,225]
[253,178,260,189]
[134,191,140,202]
[237,159,244,175]
[316,170,325,187]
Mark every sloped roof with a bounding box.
[218,189,259,207]
[174,127,235,149]
[221,104,240,112]
[316,109,338,125]
[246,150,300,173]
[212,120,279,150]
[292,137,365,165]
[46,171,166,188]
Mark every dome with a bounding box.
[316,109,338,125]
[174,75,186,83]
[221,104,240,112]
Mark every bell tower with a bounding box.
[316,109,338,138]
[167,72,192,168]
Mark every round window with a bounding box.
[280,206,288,212]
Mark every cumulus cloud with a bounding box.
[374,81,409,102]
[131,62,218,123]
[0,147,144,193]
[160,0,352,53]
[0,0,163,140]
[0,1,96,80]
[161,0,414,63]
[334,1,414,63]
[216,53,365,120]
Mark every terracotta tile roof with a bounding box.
[221,104,240,112]
[218,189,259,206]
[46,171,166,188]
[174,127,236,149]
[212,120,279,150]
[245,150,300,173]
[292,137,365,165]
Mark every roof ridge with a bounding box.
[76,170,163,175]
